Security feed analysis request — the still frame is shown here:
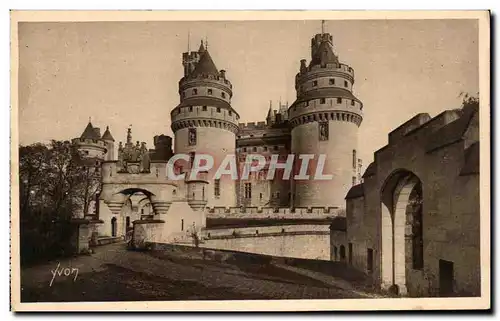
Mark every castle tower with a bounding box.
[101,125,115,161]
[171,40,239,207]
[72,121,107,160]
[288,27,363,209]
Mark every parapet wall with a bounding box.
[206,206,342,219]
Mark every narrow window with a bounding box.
[181,91,186,98]
[188,128,197,146]
[202,106,207,111]
[337,98,342,104]
[264,146,268,151]
[353,149,357,169]
[352,176,356,186]
[243,147,247,152]
[214,179,220,197]
[253,147,257,152]
[229,110,232,116]
[319,122,329,141]
[351,100,355,106]
[189,106,193,112]
[181,219,184,231]
[244,183,252,199]
[192,88,198,95]
[221,92,226,98]
[217,107,221,113]
[312,80,318,87]
[259,193,263,199]
[208,88,213,95]
[344,80,348,87]
[348,243,353,264]
[320,98,326,104]
[273,146,278,151]
[329,78,335,85]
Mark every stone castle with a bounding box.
[70,27,480,297]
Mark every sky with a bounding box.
[17,19,479,166]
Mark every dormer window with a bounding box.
[193,88,198,95]
[208,89,213,95]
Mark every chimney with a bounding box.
[300,59,307,73]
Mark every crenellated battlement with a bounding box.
[238,121,267,129]
[205,206,343,219]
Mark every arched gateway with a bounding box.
[380,170,424,296]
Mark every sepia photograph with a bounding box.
[10,10,490,311]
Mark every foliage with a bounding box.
[18,140,102,265]
[459,92,479,109]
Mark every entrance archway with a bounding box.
[381,170,423,296]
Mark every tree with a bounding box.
[18,140,102,264]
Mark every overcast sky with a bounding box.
[18,19,479,166]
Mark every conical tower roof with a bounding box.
[101,126,115,142]
[80,121,100,140]
[310,38,339,67]
[191,50,220,77]
[198,40,206,53]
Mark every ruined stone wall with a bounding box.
[345,107,480,296]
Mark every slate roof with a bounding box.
[191,50,219,77]
[80,122,101,140]
[101,126,115,142]
[310,40,339,67]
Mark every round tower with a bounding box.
[171,40,239,207]
[71,121,107,160]
[289,31,363,209]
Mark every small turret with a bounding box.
[101,126,115,161]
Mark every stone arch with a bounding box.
[380,169,423,296]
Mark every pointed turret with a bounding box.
[191,50,220,77]
[101,126,115,142]
[198,40,206,53]
[80,121,100,140]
